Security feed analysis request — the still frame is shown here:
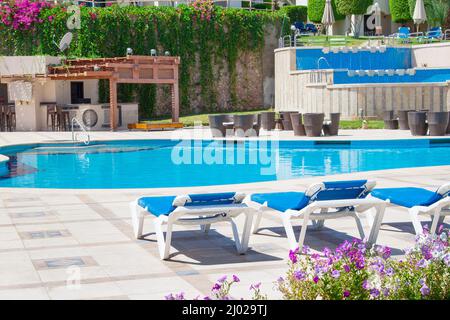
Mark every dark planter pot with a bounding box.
[427,112,449,136]
[447,112,450,134]
[323,113,340,136]
[290,113,306,136]
[234,114,256,137]
[260,112,275,131]
[280,111,296,130]
[408,112,428,136]
[383,110,394,121]
[303,113,324,137]
[384,119,399,130]
[208,115,228,137]
[398,110,415,130]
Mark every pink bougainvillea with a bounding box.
[190,0,214,21]
[0,0,52,31]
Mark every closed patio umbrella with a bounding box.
[413,0,427,33]
[321,0,335,40]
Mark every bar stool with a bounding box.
[0,105,6,132]
[56,106,70,131]
[5,105,15,131]
[47,104,58,131]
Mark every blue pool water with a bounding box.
[0,139,449,189]
[333,68,450,84]
[296,47,412,71]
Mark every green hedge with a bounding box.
[409,0,450,27]
[307,0,345,23]
[390,0,412,23]
[335,0,373,16]
[279,5,308,23]
[0,5,283,118]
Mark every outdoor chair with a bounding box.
[389,27,422,43]
[130,192,254,260]
[322,113,340,136]
[305,23,318,35]
[303,113,324,137]
[245,180,386,251]
[370,183,450,235]
[208,114,229,137]
[290,113,306,136]
[408,111,428,136]
[383,111,399,130]
[423,27,443,42]
[293,22,308,34]
[398,109,414,130]
[427,112,449,136]
[261,111,276,131]
[234,114,257,137]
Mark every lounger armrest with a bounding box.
[409,32,424,37]
[307,198,385,209]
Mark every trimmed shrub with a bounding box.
[279,5,308,23]
[389,0,412,23]
[307,0,345,23]
[335,0,373,16]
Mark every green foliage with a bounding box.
[389,0,412,23]
[0,5,283,119]
[335,0,373,16]
[279,5,308,23]
[307,0,345,23]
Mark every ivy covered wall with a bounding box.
[0,4,285,119]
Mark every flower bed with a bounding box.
[166,226,450,300]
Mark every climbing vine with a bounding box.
[0,3,283,118]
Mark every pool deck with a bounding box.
[0,129,449,300]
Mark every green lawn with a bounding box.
[143,110,384,129]
[296,35,450,47]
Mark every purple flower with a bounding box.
[370,289,380,298]
[362,280,369,290]
[382,247,392,259]
[313,276,319,283]
[417,259,427,268]
[164,293,175,300]
[212,283,221,291]
[331,270,340,279]
[443,254,450,267]
[277,276,284,283]
[343,290,350,298]
[294,270,306,281]
[232,275,240,283]
[217,275,227,283]
[289,248,299,264]
[355,259,365,270]
[386,267,394,276]
[250,282,261,290]
[420,284,430,296]
[343,265,351,273]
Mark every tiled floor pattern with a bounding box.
[0,164,449,299]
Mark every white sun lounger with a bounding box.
[130,192,254,260]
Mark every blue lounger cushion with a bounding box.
[138,192,244,217]
[251,192,309,212]
[251,180,371,212]
[371,187,442,208]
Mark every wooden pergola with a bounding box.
[47,55,180,130]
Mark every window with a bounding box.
[0,84,7,104]
[70,82,84,104]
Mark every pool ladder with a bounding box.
[71,117,91,145]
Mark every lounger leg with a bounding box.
[365,207,376,229]
[130,201,145,239]
[409,207,424,235]
[367,204,386,246]
[353,212,366,241]
[297,213,310,253]
[252,210,263,234]
[200,224,211,233]
[230,217,243,254]
[239,212,254,254]
[281,213,298,251]
[430,209,443,235]
[154,218,173,260]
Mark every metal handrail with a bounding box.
[71,117,91,145]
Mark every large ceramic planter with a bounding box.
[303,113,324,137]
[208,115,228,137]
[234,114,256,137]
[398,110,415,130]
[323,113,340,136]
[408,112,428,136]
[427,112,449,136]
[261,112,275,131]
[290,113,305,136]
[280,111,296,130]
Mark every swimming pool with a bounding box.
[0,139,449,189]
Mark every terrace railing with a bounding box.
[48,0,277,10]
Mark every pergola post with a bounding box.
[171,83,179,123]
[109,78,118,131]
